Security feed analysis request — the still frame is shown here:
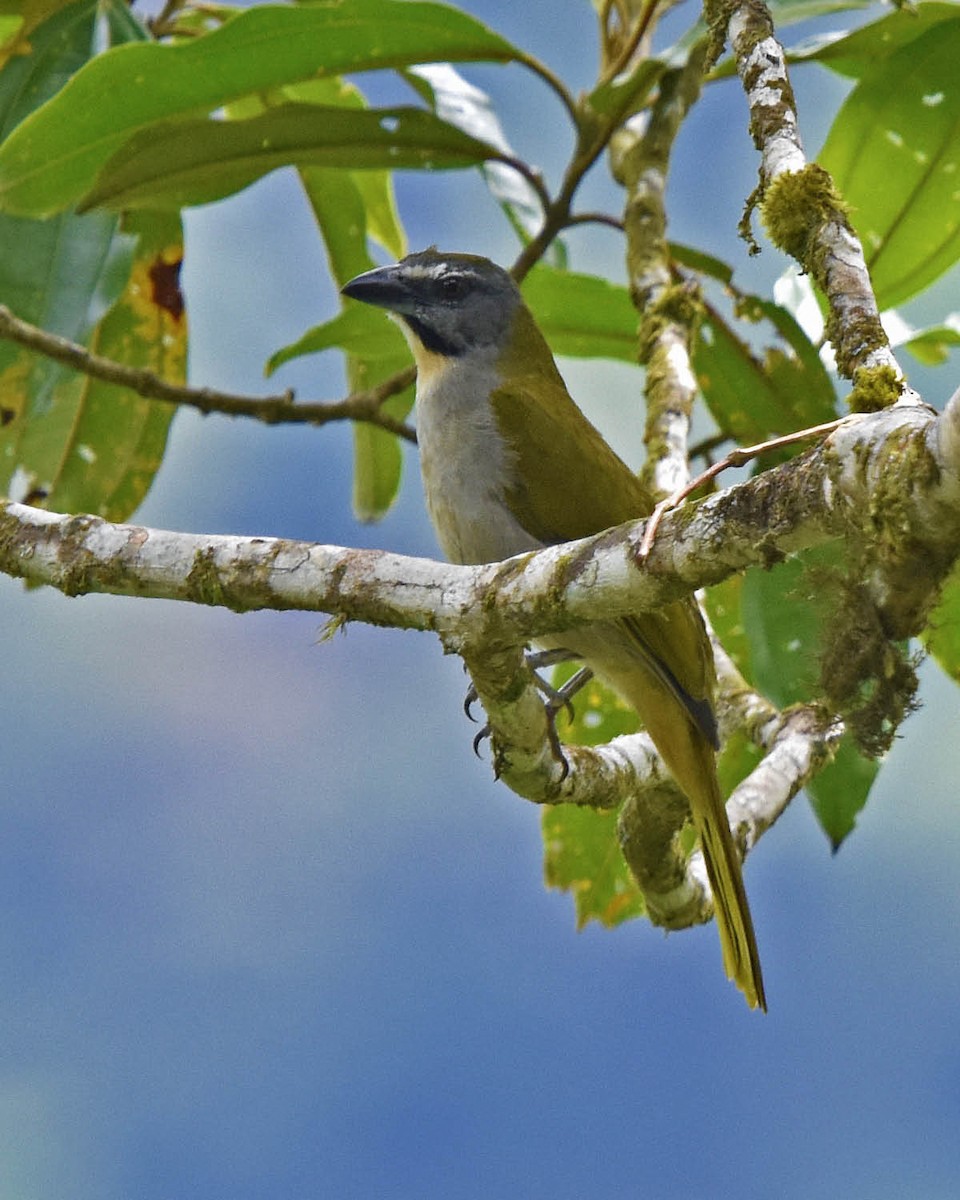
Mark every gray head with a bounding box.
[341,248,522,357]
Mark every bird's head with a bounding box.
[341,248,521,362]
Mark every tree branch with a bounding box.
[0,304,418,443]
[718,0,914,395]
[4,399,958,928]
[612,41,709,500]
[3,403,956,639]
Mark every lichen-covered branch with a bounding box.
[3,403,955,892]
[3,399,959,929]
[612,42,708,499]
[0,304,418,442]
[3,403,957,646]
[713,0,911,397]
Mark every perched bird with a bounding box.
[342,249,766,1010]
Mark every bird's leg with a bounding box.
[463,648,579,721]
[466,650,594,760]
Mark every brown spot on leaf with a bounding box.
[0,407,15,426]
[148,255,184,320]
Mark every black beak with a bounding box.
[341,263,412,314]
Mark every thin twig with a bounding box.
[0,305,418,443]
[599,0,663,86]
[636,416,848,558]
[564,211,625,232]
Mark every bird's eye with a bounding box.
[440,275,467,300]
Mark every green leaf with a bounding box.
[789,2,960,79]
[267,304,409,374]
[738,544,878,846]
[901,318,960,367]
[740,549,826,707]
[0,2,138,417]
[522,266,638,362]
[296,153,412,521]
[38,211,182,519]
[923,560,960,683]
[670,241,735,286]
[543,805,645,929]
[543,671,644,929]
[695,299,837,444]
[0,4,176,519]
[351,170,406,262]
[820,17,960,309]
[80,103,505,213]
[767,0,873,24]
[704,574,753,680]
[266,307,413,521]
[806,734,878,850]
[587,56,667,122]
[0,0,518,217]
[351,405,410,522]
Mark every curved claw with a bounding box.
[472,723,491,758]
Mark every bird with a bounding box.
[342,248,766,1011]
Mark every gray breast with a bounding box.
[415,358,542,566]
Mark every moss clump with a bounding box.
[760,164,846,265]
[185,547,228,608]
[848,364,902,414]
[637,284,701,365]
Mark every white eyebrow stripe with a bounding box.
[404,263,450,281]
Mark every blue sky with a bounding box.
[2,2,960,1197]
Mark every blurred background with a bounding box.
[2,1,960,1197]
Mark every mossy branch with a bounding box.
[715,0,913,396]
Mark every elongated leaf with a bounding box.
[0,0,176,513]
[80,103,505,213]
[267,304,410,375]
[266,302,413,521]
[587,56,667,122]
[789,2,960,79]
[278,76,406,266]
[522,266,637,361]
[296,146,408,520]
[0,0,518,216]
[901,318,960,367]
[670,241,735,286]
[256,75,411,520]
[806,735,878,850]
[767,0,873,23]
[409,62,544,240]
[710,564,877,847]
[740,544,877,844]
[695,300,836,444]
[0,0,145,504]
[820,18,960,309]
[924,560,960,684]
[31,211,182,518]
[544,671,644,928]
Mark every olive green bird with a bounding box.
[342,249,766,1011]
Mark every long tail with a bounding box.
[689,749,767,1011]
[554,618,766,1009]
[609,643,767,1009]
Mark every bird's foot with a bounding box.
[465,651,593,779]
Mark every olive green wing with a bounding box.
[489,371,650,544]
[489,311,716,741]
